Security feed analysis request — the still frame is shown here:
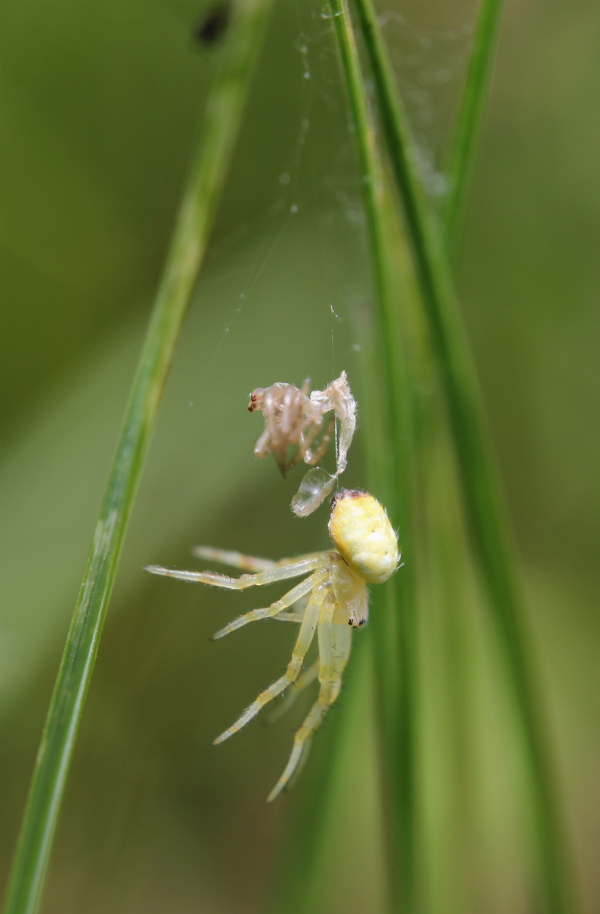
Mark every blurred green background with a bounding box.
[1,0,599,912]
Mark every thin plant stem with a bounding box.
[346,1,574,911]
[443,0,504,255]
[2,4,273,913]
[329,1,419,911]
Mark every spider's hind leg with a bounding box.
[267,610,352,803]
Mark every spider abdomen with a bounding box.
[328,489,400,585]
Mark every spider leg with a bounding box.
[210,575,315,640]
[213,579,328,744]
[269,593,310,624]
[304,415,335,466]
[285,418,321,473]
[267,659,319,723]
[191,546,278,572]
[191,546,326,572]
[266,612,352,803]
[144,554,327,590]
[282,734,312,792]
[253,426,272,460]
[272,609,307,623]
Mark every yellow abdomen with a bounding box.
[328,489,399,584]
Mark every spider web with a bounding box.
[164,0,477,501]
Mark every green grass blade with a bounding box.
[443,0,503,254]
[1,4,273,912]
[346,2,575,912]
[329,1,419,910]
[267,2,420,905]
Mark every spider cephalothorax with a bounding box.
[145,488,399,801]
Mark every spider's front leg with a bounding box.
[267,606,352,802]
[144,554,325,590]
[191,546,278,573]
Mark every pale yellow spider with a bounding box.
[146,488,400,802]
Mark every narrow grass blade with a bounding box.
[2,4,273,913]
[443,0,503,254]
[346,2,575,912]
[270,1,421,910]
[329,1,419,911]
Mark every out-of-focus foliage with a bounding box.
[1,1,599,912]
